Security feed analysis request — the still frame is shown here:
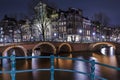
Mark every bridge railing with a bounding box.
[0,55,120,80]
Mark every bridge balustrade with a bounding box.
[0,55,120,80]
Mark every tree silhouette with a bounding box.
[92,12,110,26]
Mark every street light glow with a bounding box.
[54,33,57,36]
[92,32,95,36]
[102,35,105,38]
[79,29,82,33]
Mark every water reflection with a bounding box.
[74,57,89,80]
[101,46,115,56]
[90,56,101,78]
[2,60,11,80]
[93,53,118,80]
[93,53,117,66]
[55,54,72,69]
[0,51,120,80]
[32,56,40,80]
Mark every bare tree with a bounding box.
[29,0,58,41]
[21,21,31,41]
[112,27,120,42]
[33,1,52,41]
[92,12,110,26]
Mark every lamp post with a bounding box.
[53,33,57,41]
[102,35,105,41]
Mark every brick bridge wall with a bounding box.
[70,43,91,52]
[0,41,119,56]
[0,42,120,65]
[0,42,91,55]
[48,42,91,52]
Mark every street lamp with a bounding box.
[54,33,57,37]
[79,29,82,33]
[79,29,82,42]
[92,32,96,42]
[53,33,57,41]
[102,35,105,41]
[92,32,96,36]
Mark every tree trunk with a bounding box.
[42,23,45,41]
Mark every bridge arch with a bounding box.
[89,42,116,51]
[2,45,27,56]
[32,42,56,54]
[58,43,72,53]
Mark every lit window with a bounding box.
[64,27,66,32]
[59,27,62,31]
[0,27,3,30]
[0,38,3,42]
[9,30,13,32]
[1,31,4,34]
[87,30,90,35]
[64,22,66,25]
[59,22,61,25]
[62,22,64,25]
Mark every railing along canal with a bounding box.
[0,55,120,80]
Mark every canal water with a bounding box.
[0,48,120,80]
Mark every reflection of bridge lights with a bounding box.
[101,47,114,56]
[110,47,114,56]
[90,57,98,61]
[101,47,106,55]
[32,57,39,79]
[74,57,87,79]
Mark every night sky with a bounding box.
[0,0,120,25]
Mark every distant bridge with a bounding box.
[0,41,120,57]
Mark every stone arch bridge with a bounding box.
[0,41,120,57]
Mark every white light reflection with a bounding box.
[101,47,114,56]
[101,47,106,55]
[93,53,118,79]
[32,50,41,56]
[2,52,11,80]
[54,54,72,68]
[3,52,10,66]
[2,67,11,80]
[32,50,40,80]
[110,47,114,56]
[90,57,97,61]
[74,57,88,80]
[90,55,101,78]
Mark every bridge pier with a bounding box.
[0,59,2,66]
[0,52,2,66]
[27,49,32,56]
